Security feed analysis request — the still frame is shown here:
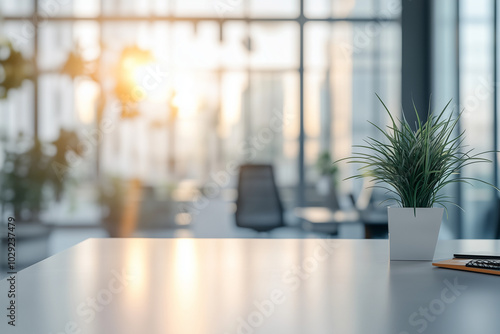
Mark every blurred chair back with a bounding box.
[235,164,284,232]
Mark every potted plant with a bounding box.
[0,130,82,267]
[316,151,338,195]
[98,176,127,237]
[0,39,34,99]
[98,177,187,237]
[316,151,341,210]
[339,96,496,260]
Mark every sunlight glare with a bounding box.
[76,79,99,124]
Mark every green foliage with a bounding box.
[339,95,497,211]
[316,151,338,177]
[0,41,33,98]
[98,176,126,224]
[60,51,89,79]
[0,130,82,220]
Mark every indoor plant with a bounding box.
[316,151,339,195]
[340,96,496,260]
[316,151,340,210]
[98,176,128,237]
[0,39,33,99]
[0,130,82,267]
[0,130,82,220]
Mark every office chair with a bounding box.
[235,164,285,233]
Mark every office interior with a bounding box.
[0,0,499,276]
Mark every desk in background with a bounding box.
[294,206,388,238]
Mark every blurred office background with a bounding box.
[0,0,499,273]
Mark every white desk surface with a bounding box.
[2,238,500,334]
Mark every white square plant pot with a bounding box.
[388,207,444,261]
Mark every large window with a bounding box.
[433,0,499,239]
[0,0,401,221]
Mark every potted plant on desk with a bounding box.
[338,96,497,260]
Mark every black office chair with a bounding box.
[235,164,285,232]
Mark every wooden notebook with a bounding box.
[432,258,500,276]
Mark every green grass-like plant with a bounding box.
[339,95,496,212]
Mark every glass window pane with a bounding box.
[73,0,101,17]
[460,0,495,238]
[244,71,299,192]
[102,0,155,16]
[174,0,244,17]
[249,23,299,70]
[221,22,248,69]
[0,81,34,140]
[39,0,73,17]
[305,22,330,69]
[38,22,74,71]
[250,0,299,18]
[304,22,400,194]
[39,74,76,141]
[32,0,100,17]
[0,0,34,16]
[306,0,401,19]
[2,21,35,58]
